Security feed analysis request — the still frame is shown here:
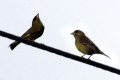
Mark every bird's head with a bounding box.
[71,30,85,37]
[32,13,41,26]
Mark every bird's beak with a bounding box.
[36,13,39,18]
[71,32,74,35]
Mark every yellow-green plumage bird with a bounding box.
[71,30,110,59]
[9,13,44,50]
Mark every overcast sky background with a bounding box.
[0,0,120,80]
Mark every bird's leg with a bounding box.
[81,54,86,58]
[88,55,92,60]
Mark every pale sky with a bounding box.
[0,0,120,80]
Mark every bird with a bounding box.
[9,13,45,50]
[71,30,110,59]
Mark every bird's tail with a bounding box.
[100,51,110,59]
[9,41,20,50]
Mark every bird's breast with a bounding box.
[75,41,87,54]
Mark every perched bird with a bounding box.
[9,13,45,50]
[71,30,110,59]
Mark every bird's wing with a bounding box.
[81,36,99,52]
[21,26,43,38]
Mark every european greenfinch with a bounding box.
[71,30,110,59]
[9,13,45,50]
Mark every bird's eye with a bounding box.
[76,33,80,35]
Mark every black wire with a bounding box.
[0,30,120,75]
